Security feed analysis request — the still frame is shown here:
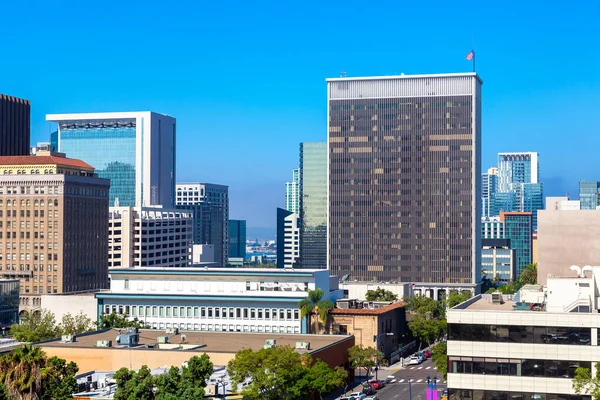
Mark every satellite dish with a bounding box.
[341,274,350,282]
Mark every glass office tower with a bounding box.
[328,73,482,284]
[60,122,137,206]
[515,182,543,230]
[501,212,533,278]
[482,167,498,218]
[580,181,600,210]
[285,169,300,214]
[299,142,327,269]
[229,220,247,259]
[47,112,177,208]
[498,152,539,192]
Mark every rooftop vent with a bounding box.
[166,328,179,335]
[491,292,504,304]
[295,341,310,350]
[61,335,75,343]
[116,333,139,347]
[157,336,169,344]
[96,340,112,348]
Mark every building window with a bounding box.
[153,306,158,317]
[159,307,164,317]
[229,308,234,318]
[258,309,263,319]
[250,309,256,319]
[236,308,241,318]
[173,307,179,317]
[265,309,271,320]
[293,310,299,320]
[272,309,278,320]
[201,307,206,318]
[124,279,129,290]
[243,308,248,319]
[215,308,220,318]
[280,309,285,320]
[287,310,292,320]
[194,307,199,318]
[208,308,213,318]
[166,307,171,317]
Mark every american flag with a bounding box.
[466,50,474,61]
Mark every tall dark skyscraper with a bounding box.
[327,73,482,291]
[229,219,247,259]
[0,94,30,156]
[299,142,327,268]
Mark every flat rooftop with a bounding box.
[462,296,516,311]
[41,329,350,354]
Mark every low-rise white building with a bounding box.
[96,268,343,334]
[446,266,600,399]
[108,206,193,268]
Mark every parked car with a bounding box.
[349,392,367,399]
[409,356,422,365]
[368,379,384,389]
[362,385,377,395]
[423,350,432,358]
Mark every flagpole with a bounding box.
[472,34,476,73]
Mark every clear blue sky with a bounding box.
[2,0,599,232]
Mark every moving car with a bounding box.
[368,379,384,389]
[423,350,432,358]
[409,356,422,365]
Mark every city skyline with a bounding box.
[2,1,599,229]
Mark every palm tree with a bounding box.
[517,263,538,287]
[298,289,334,334]
[0,345,47,400]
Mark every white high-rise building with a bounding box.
[285,169,300,214]
[497,152,539,192]
[46,112,176,208]
[108,206,192,268]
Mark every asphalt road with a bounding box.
[366,359,447,400]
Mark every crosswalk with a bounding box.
[395,378,447,384]
[407,366,434,370]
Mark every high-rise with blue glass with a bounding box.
[482,167,498,218]
[579,181,600,210]
[46,112,176,208]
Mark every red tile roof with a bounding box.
[0,156,94,170]
[329,301,406,316]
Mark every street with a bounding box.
[359,359,447,400]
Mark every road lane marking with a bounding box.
[426,366,431,369]
[399,379,404,382]
[417,379,423,383]
[417,367,423,370]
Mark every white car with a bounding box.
[349,393,367,400]
[409,356,422,365]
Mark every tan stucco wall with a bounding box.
[537,209,600,285]
[40,347,236,372]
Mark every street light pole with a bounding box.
[374,332,394,381]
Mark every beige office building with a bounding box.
[0,151,109,310]
[108,206,192,268]
[537,197,600,285]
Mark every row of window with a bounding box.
[448,390,589,400]
[449,357,590,379]
[448,324,592,345]
[105,305,301,321]
[0,199,60,207]
[137,321,299,334]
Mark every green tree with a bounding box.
[58,312,96,336]
[408,315,446,350]
[298,289,334,333]
[365,287,398,302]
[573,362,600,398]
[445,290,472,309]
[227,345,311,400]
[10,309,59,342]
[404,296,445,319]
[0,383,8,400]
[430,341,448,378]
[0,344,48,400]
[114,365,155,400]
[98,312,148,329]
[486,283,519,295]
[179,354,213,399]
[304,361,348,400]
[41,356,79,400]
[517,263,538,287]
[348,345,381,379]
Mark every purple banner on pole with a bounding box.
[426,389,439,400]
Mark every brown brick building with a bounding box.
[0,151,110,310]
[320,301,408,359]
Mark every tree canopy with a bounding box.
[517,263,538,287]
[298,289,334,333]
[430,341,448,378]
[573,361,600,398]
[445,290,472,309]
[98,312,149,329]
[404,295,445,319]
[0,344,78,400]
[348,345,381,378]
[227,345,346,400]
[10,309,97,342]
[365,287,398,302]
[114,354,213,400]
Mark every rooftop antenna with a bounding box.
[340,71,347,78]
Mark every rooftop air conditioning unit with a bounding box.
[157,336,169,344]
[491,292,503,304]
[96,340,112,348]
[166,328,179,335]
[61,335,75,343]
[264,339,276,348]
[295,341,310,350]
[126,327,139,334]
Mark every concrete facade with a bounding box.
[537,207,600,285]
[40,293,98,322]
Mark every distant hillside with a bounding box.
[246,226,276,242]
